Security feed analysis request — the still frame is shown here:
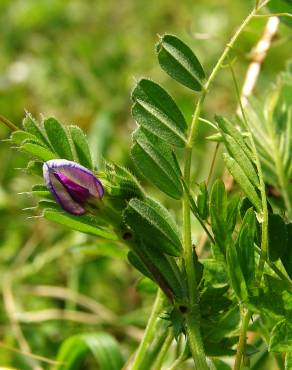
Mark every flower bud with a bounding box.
[43,159,104,215]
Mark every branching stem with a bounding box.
[182,3,267,368]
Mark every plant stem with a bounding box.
[152,330,173,369]
[228,18,271,370]
[131,289,164,370]
[167,352,187,370]
[233,309,252,370]
[182,4,266,369]
[0,115,19,131]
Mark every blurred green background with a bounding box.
[0,0,291,368]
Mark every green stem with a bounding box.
[182,4,266,369]
[233,309,252,370]
[167,353,187,370]
[131,289,164,370]
[0,115,19,131]
[152,330,173,369]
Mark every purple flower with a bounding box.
[43,159,104,215]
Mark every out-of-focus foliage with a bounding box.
[0,0,291,369]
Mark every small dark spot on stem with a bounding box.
[122,232,133,240]
[178,305,188,314]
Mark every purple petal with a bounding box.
[43,159,104,216]
[44,159,104,198]
[54,172,91,204]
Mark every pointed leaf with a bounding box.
[44,210,118,240]
[139,243,185,298]
[223,134,259,188]
[21,143,56,161]
[197,182,209,220]
[226,242,248,302]
[69,125,93,169]
[44,117,74,160]
[11,130,38,145]
[215,116,253,162]
[236,208,256,285]
[23,113,51,148]
[226,194,240,233]
[223,153,262,212]
[124,197,182,256]
[209,180,230,255]
[127,251,153,280]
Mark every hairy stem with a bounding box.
[0,115,19,131]
[233,309,252,370]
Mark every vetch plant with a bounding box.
[2,0,292,369]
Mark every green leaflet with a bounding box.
[268,0,292,27]
[21,142,56,161]
[69,125,93,169]
[223,153,262,212]
[223,135,259,188]
[236,208,256,286]
[209,180,230,255]
[26,160,43,176]
[128,251,153,280]
[197,182,209,220]
[226,242,248,302]
[54,332,124,370]
[216,116,259,188]
[270,320,292,352]
[123,197,182,257]
[226,194,240,233]
[106,162,145,204]
[268,213,288,262]
[215,116,253,163]
[11,130,38,145]
[31,184,52,198]
[139,243,185,298]
[44,210,118,240]
[156,34,205,91]
[44,117,74,160]
[131,129,182,199]
[132,79,187,147]
[22,113,51,148]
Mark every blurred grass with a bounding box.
[0,0,291,368]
